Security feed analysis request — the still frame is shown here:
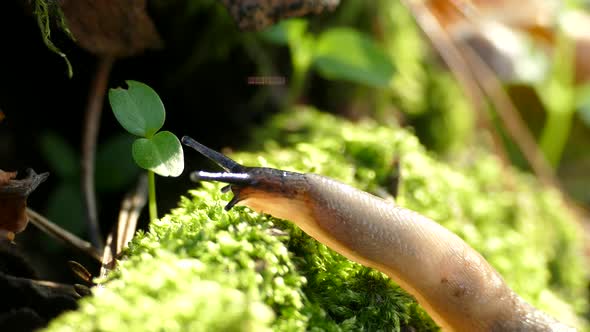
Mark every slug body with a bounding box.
[181,136,573,332]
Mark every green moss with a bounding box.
[32,0,74,77]
[46,107,587,331]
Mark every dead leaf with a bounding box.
[219,0,340,31]
[0,169,49,234]
[58,0,163,57]
[0,170,17,186]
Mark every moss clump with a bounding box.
[46,107,587,331]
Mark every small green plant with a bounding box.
[261,19,396,103]
[108,81,184,222]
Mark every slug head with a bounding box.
[181,136,307,211]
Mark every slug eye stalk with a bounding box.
[181,136,245,173]
[182,136,306,211]
[181,136,253,210]
[190,171,252,187]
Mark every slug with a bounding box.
[181,136,574,332]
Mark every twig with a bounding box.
[31,279,81,298]
[434,0,559,188]
[100,175,148,278]
[399,0,510,165]
[401,0,482,109]
[26,208,102,262]
[460,45,559,188]
[81,56,115,251]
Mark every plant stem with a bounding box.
[539,28,575,168]
[286,35,313,105]
[540,109,575,167]
[81,56,114,251]
[147,170,158,222]
[27,208,102,262]
[286,66,306,105]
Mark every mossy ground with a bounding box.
[46,108,588,331]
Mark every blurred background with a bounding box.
[0,0,589,319]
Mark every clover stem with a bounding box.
[147,170,158,222]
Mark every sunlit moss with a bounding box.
[46,107,587,331]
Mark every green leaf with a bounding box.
[313,28,395,87]
[96,134,140,192]
[132,131,184,177]
[109,80,165,137]
[259,22,289,45]
[259,19,308,45]
[39,132,79,179]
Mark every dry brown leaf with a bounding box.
[0,169,49,234]
[0,170,17,187]
[58,0,163,57]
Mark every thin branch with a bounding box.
[401,0,481,109]
[26,208,102,262]
[459,44,559,188]
[436,0,558,187]
[81,56,115,251]
[100,175,148,278]
[31,279,81,298]
[399,0,510,165]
